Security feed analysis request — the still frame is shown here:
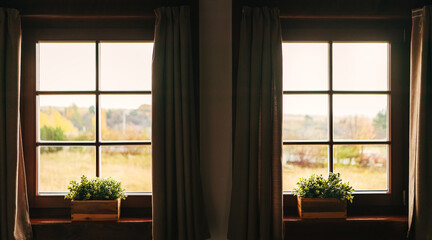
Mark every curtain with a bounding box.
[409,6,432,240]
[152,6,210,240]
[0,8,33,240]
[228,6,283,240]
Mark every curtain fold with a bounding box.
[152,6,210,240]
[228,6,283,240]
[409,5,432,240]
[0,8,33,240]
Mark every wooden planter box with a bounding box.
[71,199,121,221]
[297,197,347,219]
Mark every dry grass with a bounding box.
[39,149,152,193]
[283,164,387,191]
[39,150,386,194]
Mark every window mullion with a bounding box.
[329,41,334,173]
[96,41,101,177]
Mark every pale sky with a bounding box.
[282,42,389,118]
[38,42,389,116]
[38,42,153,109]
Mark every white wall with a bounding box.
[199,0,232,239]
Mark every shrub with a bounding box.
[65,175,127,200]
[293,172,354,203]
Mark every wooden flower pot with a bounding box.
[297,196,347,219]
[71,199,121,221]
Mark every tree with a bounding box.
[373,109,387,139]
[40,126,66,153]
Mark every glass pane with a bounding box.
[38,42,95,91]
[101,95,152,141]
[100,42,153,91]
[39,95,95,141]
[282,43,328,91]
[333,94,388,140]
[39,146,96,192]
[101,146,151,192]
[283,95,328,140]
[333,145,388,190]
[333,42,389,91]
[283,145,328,191]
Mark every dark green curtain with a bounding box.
[0,8,33,240]
[409,5,432,240]
[228,6,283,240]
[152,6,210,240]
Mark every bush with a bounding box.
[40,126,66,153]
[65,175,127,200]
[293,172,354,203]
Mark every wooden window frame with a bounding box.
[281,19,410,216]
[21,25,154,218]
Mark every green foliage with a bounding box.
[40,125,66,141]
[293,172,354,203]
[40,126,66,153]
[65,175,127,200]
[373,109,387,139]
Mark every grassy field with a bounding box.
[283,164,387,191]
[39,148,152,193]
[39,149,387,193]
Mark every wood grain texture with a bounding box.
[71,199,120,221]
[297,197,347,219]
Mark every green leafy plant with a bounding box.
[65,175,127,200]
[293,172,354,203]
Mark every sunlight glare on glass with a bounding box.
[282,42,329,91]
[333,42,389,91]
[100,42,153,91]
[38,42,95,91]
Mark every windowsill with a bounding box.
[284,214,407,222]
[31,217,152,225]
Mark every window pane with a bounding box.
[282,43,328,91]
[38,146,96,192]
[333,94,388,140]
[283,95,328,140]
[100,95,151,141]
[38,42,95,91]
[283,145,328,191]
[101,146,151,192]
[39,95,95,141]
[333,145,388,190]
[333,43,389,91]
[100,42,153,91]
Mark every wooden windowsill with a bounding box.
[31,217,152,225]
[284,215,408,222]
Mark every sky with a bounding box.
[38,42,153,109]
[38,41,389,116]
[282,42,389,118]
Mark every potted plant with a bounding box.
[293,172,354,219]
[65,175,127,221]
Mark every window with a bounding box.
[22,27,154,213]
[37,42,153,194]
[280,20,409,214]
[282,42,390,192]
